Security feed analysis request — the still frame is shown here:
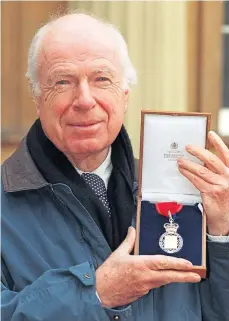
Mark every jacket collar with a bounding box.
[2,138,49,192]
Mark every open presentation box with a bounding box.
[134,111,211,278]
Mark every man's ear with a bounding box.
[124,89,129,112]
[34,97,41,116]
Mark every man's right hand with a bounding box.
[96,227,201,308]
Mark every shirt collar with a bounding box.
[75,147,113,188]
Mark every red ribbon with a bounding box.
[155,202,183,217]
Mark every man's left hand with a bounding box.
[177,131,229,236]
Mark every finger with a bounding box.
[185,144,227,175]
[152,271,201,287]
[116,226,136,254]
[178,159,225,185]
[208,131,229,167]
[144,255,193,271]
[178,166,210,192]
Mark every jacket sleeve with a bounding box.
[1,261,132,321]
[199,240,229,321]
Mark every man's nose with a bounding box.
[72,81,96,110]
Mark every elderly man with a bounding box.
[1,13,229,321]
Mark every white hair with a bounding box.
[25,12,137,96]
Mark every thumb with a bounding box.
[116,226,136,255]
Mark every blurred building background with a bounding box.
[2,1,228,162]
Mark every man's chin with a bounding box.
[65,140,108,156]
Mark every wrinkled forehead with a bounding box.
[38,25,122,75]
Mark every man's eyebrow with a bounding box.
[91,68,116,77]
[48,70,77,79]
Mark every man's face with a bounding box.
[36,24,128,160]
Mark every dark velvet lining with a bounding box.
[139,201,203,265]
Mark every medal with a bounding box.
[156,202,183,254]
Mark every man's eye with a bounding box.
[56,79,70,85]
[96,77,110,82]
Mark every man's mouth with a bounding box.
[69,121,103,129]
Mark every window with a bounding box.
[219,1,229,137]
